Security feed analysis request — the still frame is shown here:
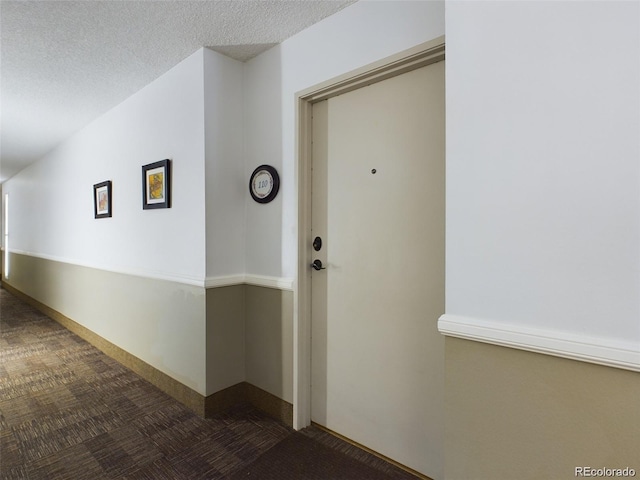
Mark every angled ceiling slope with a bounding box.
[0,0,356,182]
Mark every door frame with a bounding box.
[294,36,445,430]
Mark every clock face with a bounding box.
[249,165,280,203]
[252,170,274,199]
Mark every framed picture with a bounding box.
[93,181,112,219]
[142,159,171,209]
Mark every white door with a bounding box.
[310,60,445,478]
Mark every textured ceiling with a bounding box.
[0,0,356,182]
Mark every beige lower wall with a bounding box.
[445,337,640,480]
[3,281,208,415]
[206,285,246,395]
[206,283,294,404]
[5,252,207,394]
[3,252,294,423]
[245,285,294,404]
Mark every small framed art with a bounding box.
[93,181,112,219]
[142,159,171,209]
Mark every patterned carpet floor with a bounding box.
[0,287,418,479]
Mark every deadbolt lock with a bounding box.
[313,236,323,251]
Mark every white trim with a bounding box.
[438,314,640,372]
[204,275,246,288]
[244,274,294,291]
[10,249,205,286]
[204,274,294,291]
[8,250,294,291]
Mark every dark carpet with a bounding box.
[0,286,418,479]
[229,431,411,480]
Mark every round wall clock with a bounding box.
[249,164,280,203]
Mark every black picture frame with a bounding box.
[93,180,112,219]
[142,159,171,209]
[249,164,280,204]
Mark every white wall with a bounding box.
[244,0,446,279]
[202,49,247,396]
[2,49,210,393]
[3,49,208,284]
[445,1,640,346]
[204,49,246,279]
[1,182,4,251]
[1,183,5,277]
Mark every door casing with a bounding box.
[294,36,446,430]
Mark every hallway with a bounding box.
[0,287,417,479]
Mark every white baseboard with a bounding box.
[438,314,640,372]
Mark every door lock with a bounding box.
[311,259,326,271]
[313,236,323,251]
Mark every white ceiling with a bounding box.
[0,0,356,182]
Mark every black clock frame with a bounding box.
[249,164,280,204]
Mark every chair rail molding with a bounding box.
[205,274,294,291]
[438,314,640,372]
[9,249,204,287]
[8,249,294,291]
